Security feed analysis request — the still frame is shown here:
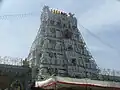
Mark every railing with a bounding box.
[86,68,120,82]
[0,56,23,66]
[99,68,120,77]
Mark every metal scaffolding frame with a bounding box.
[27,6,120,84]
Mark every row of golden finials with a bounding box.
[50,9,72,16]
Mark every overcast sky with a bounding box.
[0,0,120,70]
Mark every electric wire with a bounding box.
[79,24,120,55]
[0,12,39,20]
[0,12,119,54]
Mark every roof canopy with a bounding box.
[35,76,120,89]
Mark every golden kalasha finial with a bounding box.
[50,9,68,16]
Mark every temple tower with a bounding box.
[28,6,99,81]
